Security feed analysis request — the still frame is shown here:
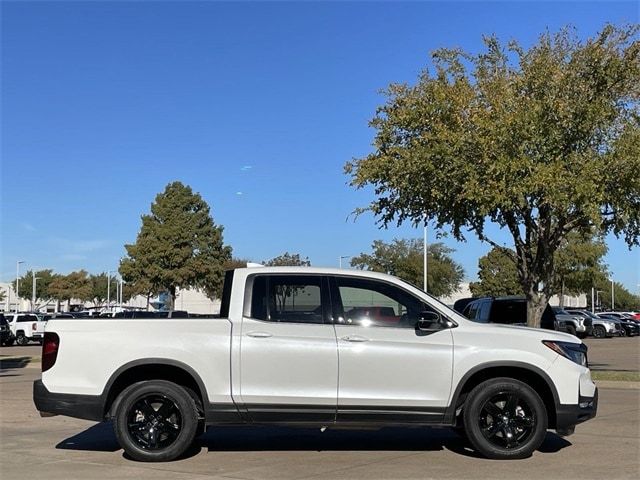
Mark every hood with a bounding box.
[469,322,581,343]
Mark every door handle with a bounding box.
[246,331,273,338]
[341,335,370,343]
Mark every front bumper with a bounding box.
[555,388,598,436]
[33,380,104,421]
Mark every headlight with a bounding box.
[607,321,615,328]
[543,340,588,367]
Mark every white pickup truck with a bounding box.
[6,313,47,345]
[34,267,597,462]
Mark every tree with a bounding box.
[16,269,56,309]
[470,248,521,297]
[0,289,6,304]
[263,252,311,267]
[345,25,640,327]
[594,280,640,311]
[223,257,251,270]
[471,233,609,301]
[350,238,464,297]
[89,273,119,306]
[552,232,609,300]
[48,271,93,310]
[120,181,232,310]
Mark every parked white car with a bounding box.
[34,267,597,462]
[5,313,47,345]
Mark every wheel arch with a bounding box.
[446,361,560,429]
[102,358,209,420]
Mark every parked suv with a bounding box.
[551,307,592,338]
[598,314,638,337]
[566,310,618,338]
[458,296,557,330]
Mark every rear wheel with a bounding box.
[114,380,199,462]
[16,333,29,346]
[593,325,606,338]
[462,378,547,459]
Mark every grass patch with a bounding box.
[592,370,640,382]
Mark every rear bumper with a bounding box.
[555,388,598,436]
[33,380,104,421]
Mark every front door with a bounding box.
[330,276,453,423]
[239,274,338,423]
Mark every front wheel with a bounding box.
[114,380,199,462]
[462,378,548,459]
[592,325,606,338]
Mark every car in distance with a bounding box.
[566,310,619,338]
[5,313,47,345]
[597,314,638,337]
[34,267,597,462]
[459,296,558,330]
[551,306,592,338]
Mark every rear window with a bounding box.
[490,300,527,324]
[18,315,38,323]
[250,275,324,324]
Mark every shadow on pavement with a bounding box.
[56,421,120,452]
[55,423,571,460]
[0,357,33,369]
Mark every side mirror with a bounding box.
[417,311,442,331]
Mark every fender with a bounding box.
[443,360,561,425]
[102,357,211,417]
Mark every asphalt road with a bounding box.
[1,365,638,480]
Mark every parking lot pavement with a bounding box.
[1,366,638,480]
[584,337,640,372]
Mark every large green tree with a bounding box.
[346,25,640,327]
[469,248,521,297]
[471,233,609,301]
[351,238,464,297]
[120,181,232,310]
[48,271,93,310]
[16,269,56,309]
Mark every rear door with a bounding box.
[239,274,338,423]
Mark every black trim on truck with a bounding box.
[555,388,598,436]
[33,380,103,421]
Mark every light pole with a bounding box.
[611,279,615,311]
[107,270,114,310]
[15,260,24,312]
[596,290,604,311]
[339,255,351,269]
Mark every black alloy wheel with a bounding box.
[114,380,199,462]
[478,392,536,450]
[16,334,29,346]
[127,394,182,451]
[463,377,547,459]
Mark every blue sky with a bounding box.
[1,1,639,292]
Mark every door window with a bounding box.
[250,275,324,324]
[334,277,434,329]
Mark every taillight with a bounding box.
[42,332,60,372]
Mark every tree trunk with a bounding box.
[167,286,176,311]
[525,290,549,328]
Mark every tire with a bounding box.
[565,324,576,337]
[592,325,606,338]
[16,333,29,346]
[113,380,199,462]
[462,378,548,459]
[3,337,15,347]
